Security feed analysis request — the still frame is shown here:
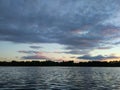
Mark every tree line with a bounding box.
[0,60,120,66]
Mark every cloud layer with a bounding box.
[22,55,48,59]
[0,0,120,56]
[18,50,50,60]
[77,55,119,60]
[30,46,42,49]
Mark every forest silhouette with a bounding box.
[0,60,120,66]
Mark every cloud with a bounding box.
[30,46,42,49]
[113,41,120,45]
[0,0,120,54]
[77,55,119,60]
[18,50,59,54]
[63,50,89,55]
[18,50,49,59]
[18,50,39,54]
[97,46,112,50]
[22,55,49,59]
[18,50,53,60]
[103,12,120,27]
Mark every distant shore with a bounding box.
[0,60,120,67]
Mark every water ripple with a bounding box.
[0,67,120,90]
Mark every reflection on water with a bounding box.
[0,67,120,90]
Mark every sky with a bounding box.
[0,0,120,62]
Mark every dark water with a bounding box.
[0,67,120,90]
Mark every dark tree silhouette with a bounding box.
[0,60,120,66]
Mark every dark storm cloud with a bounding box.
[0,0,120,54]
[77,55,119,60]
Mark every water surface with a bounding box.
[0,67,120,90]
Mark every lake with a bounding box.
[0,67,120,90]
